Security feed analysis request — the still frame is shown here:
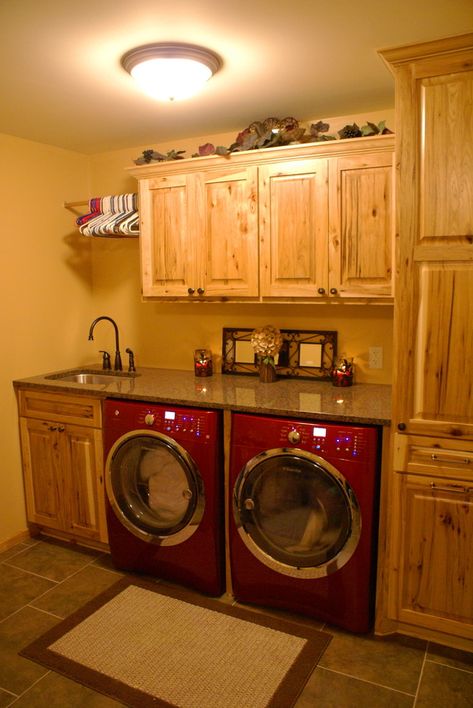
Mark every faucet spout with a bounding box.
[88,316,122,371]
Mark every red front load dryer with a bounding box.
[229,413,380,632]
[103,399,224,596]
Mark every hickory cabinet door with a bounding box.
[392,473,473,639]
[194,165,259,298]
[139,174,196,298]
[393,56,473,439]
[328,151,394,298]
[259,158,329,298]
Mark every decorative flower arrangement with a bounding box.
[133,117,393,164]
[250,325,283,366]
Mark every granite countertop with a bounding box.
[14,366,392,426]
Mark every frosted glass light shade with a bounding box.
[121,43,222,101]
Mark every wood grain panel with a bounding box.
[259,159,328,297]
[420,73,473,240]
[65,426,102,540]
[329,152,394,297]
[20,418,63,530]
[398,475,473,634]
[19,390,101,427]
[412,263,473,428]
[198,166,259,297]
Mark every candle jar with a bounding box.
[194,349,213,377]
[331,358,354,387]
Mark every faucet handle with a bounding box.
[125,348,136,372]
[99,350,111,370]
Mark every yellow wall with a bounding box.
[89,109,395,384]
[0,133,92,546]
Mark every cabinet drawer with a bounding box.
[393,433,473,480]
[18,389,102,428]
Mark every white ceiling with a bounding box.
[1,0,472,154]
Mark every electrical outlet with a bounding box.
[369,346,383,369]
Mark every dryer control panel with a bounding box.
[231,413,377,464]
[280,422,372,461]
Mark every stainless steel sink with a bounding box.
[45,370,138,385]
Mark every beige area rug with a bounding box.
[21,576,331,708]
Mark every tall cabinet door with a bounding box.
[139,174,197,297]
[328,151,394,298]
[387,38,473,440]
[195,166,259,298]
[259,159,328,298]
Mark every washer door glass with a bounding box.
[233,448,360,578]
[106,432,204,546]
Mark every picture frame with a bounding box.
[222,328,337,380]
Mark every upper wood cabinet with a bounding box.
[381,33,473,440]
[139,166,258,298]
[129,135,394,302]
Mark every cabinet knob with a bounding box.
[330,288,338,295]
[317,288,326,295]
[397,422,406,431]
[187,288,195,295]
[197,288,205,295]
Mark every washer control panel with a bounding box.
[105,400,216,442]
[139,409,212,440]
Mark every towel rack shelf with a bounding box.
[64,200,89,209]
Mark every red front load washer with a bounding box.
[103,399,224,596]
[229,413,380,632]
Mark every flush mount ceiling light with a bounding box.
[121,43,222,101]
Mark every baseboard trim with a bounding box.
[0,528,32,552]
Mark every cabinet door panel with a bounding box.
[400,261,473,437]
[260,159,328,298]
[20,418,64,530]
[421,72,473,241]
[329,153,393,297]
[64,426,105,542]
[140,175,196,297]
[394,474,473,637]
[197,166,258,297]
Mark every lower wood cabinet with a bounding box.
[17,389,108,546]
[387,434,473,642]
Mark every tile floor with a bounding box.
[0,537,472,707]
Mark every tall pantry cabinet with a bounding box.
[379,34,473,647]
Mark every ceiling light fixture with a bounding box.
[121,43,222,102]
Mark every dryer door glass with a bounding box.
[234,450,360,578]
[107,433,205,546]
